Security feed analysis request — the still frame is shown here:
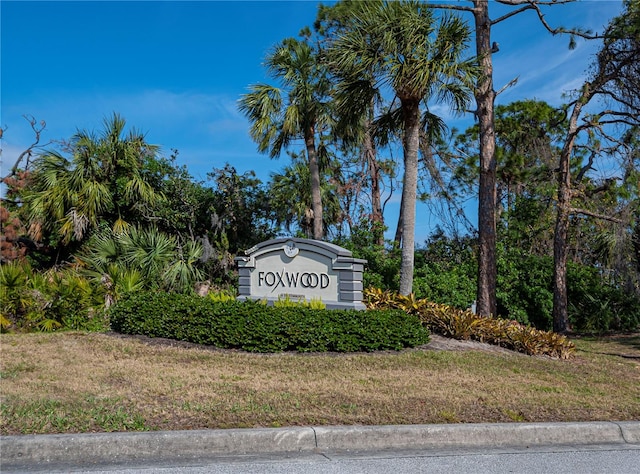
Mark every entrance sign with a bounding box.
[235,238,367,310]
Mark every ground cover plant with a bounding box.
[363,288,576,358]
[0,261,108,333]
[1,332,638,435]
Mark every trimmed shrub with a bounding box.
[109,292,429,353]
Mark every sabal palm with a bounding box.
[26,114,162,244]
[317,1,399,246]
[239,38,333,240]
[269,156,343,238]
[326,0,476,294]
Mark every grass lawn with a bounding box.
[1,332,638,435]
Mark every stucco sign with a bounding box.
[235,238,366,310]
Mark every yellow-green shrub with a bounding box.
[207,289,237,303]
[273,295,326,310]
[363,288,575,359]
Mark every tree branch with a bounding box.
[521,1,600,39]
[491,4,536,25]
[586,178,620,198]
[570,207,625,224]
[575,149,597,183]
[495,76,519,97]
[423,4,473,13]
[2,115,49,179]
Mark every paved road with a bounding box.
[4,445,640,473]
[3,422,639,473]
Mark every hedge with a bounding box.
[109,292,429,353]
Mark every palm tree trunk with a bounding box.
[399,99,420,295]
[473,0,498,317]
[305,129,324,240]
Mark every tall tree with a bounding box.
[325,0,476,295]
[268,153,342,238]
[552,0,640,332]
[315,1,390,246]
[239,37,333,240]
[24,114,162,249]
[427,0,597,317]
[472,0,498,317]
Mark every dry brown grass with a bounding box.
[1,332,639,435]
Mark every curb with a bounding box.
[2,421,639,467]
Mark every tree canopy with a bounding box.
[2,0,638,335]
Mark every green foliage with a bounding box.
[109,292,429,353]
[567,262,640,333]
[142,153,218,241]
[23,114,163,247]
[500,196,556,257]
[412,268,476,311]
[412,231,477,309]
[335,223,401,290]
[409,231,640,333]
[0,262,29,323]
[268,154,343,239]
[78,226,203,295]
[451,101,566,215]
[0,262,107,333]
[364,288,575,358]
[496,248,554,328]
[307,297,327,310]
[45,270,106,331]
[209,164,279,254]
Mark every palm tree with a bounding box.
[238,37,333,240]
[333,69,390,247]
[78,226,203,297]
[270,161,316,237]
[268,154,343,237]
[25,114,162,245]
[315,1,389,246]
[325,0,476,295]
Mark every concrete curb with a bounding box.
[313,421,636,451]
[2,422,639,467]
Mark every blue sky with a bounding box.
[0,0,624,242]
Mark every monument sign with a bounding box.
[235,238,367,310]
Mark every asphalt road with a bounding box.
[3,422,639,473]
[4,444,640,473]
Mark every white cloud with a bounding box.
[493,37,593,106]
[488,0,621,108]
[1,88,262,177]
